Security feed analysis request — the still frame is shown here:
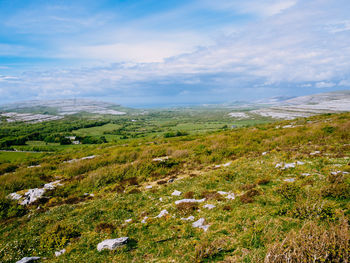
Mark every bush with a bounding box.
[39,224,80,251]
[265,219,349,263]
[276,183,300,201]
[0,197,26,220]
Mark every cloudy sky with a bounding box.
[0,0,350,107]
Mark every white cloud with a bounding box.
[315,82,336,88]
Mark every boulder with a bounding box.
[97,237,129,251]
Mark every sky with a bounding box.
[0,0,350,107]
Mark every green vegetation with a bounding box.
[0,112,349,262]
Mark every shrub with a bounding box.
[39,224,80,251]
[323,183,350,199]
[276,183,300,201]
[0,197,26,220]
[290,201,336,221]
[265,219,349,263]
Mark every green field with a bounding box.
[0,112,349,262]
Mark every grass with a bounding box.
[0,112,349,262]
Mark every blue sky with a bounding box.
[0,0,350,107]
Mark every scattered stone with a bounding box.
[145,185,153,189]
[223,162,232,167]
[302,173,311,176]
[181,216,195,221]
[97,237,129,251]
[81,155,96,160]
[9,192,22,200]
[159,197,163,202]
[226,193,235,200]
[141,216,148,224]
[155,209,169,218]
[171,190,182,196]
[275,161,305,170]
[192,218,210,231]
[310,151,321,155]
[175,198,206,205]
[55,249,66,257]
[125,219,132,223]
[284,178,296,183]
[262,152,268,156]
[203,204,216,210]
[16,257,40,263]
[43,180,62,190]
[215,162,232,168]
[218,191,235,200]
[152,156,169,162]
[27,164,41,168]
[167,178,175,183]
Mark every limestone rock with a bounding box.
[192,218,210,231]
[171,190,182,196]
[175,198,206,205]
[16,257,40,263]
[55,249,66,257]
[97,237,129,251]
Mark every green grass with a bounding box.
[0,112,349,262]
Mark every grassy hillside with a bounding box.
[0,113,349,262]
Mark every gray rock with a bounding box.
[192,218,210,231]
[155,209,168,218]
[175,198,206,205]
[20,188,45,205]
[203,204,216,210]
[55,249,66,257]
[97,237,129,251]
[16,257,40,263]
[171,190,182,196]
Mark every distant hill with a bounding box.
[229,90,350,120]
[0,99,135,123]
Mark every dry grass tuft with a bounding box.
[184,191,195,198]
[176,202,199,216]
[265,219,349,263]
[95,222,115,234]
[240,189,260,204]
[201,190,224,201]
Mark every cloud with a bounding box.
[315,82,336,88]
[1,0,350,106]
